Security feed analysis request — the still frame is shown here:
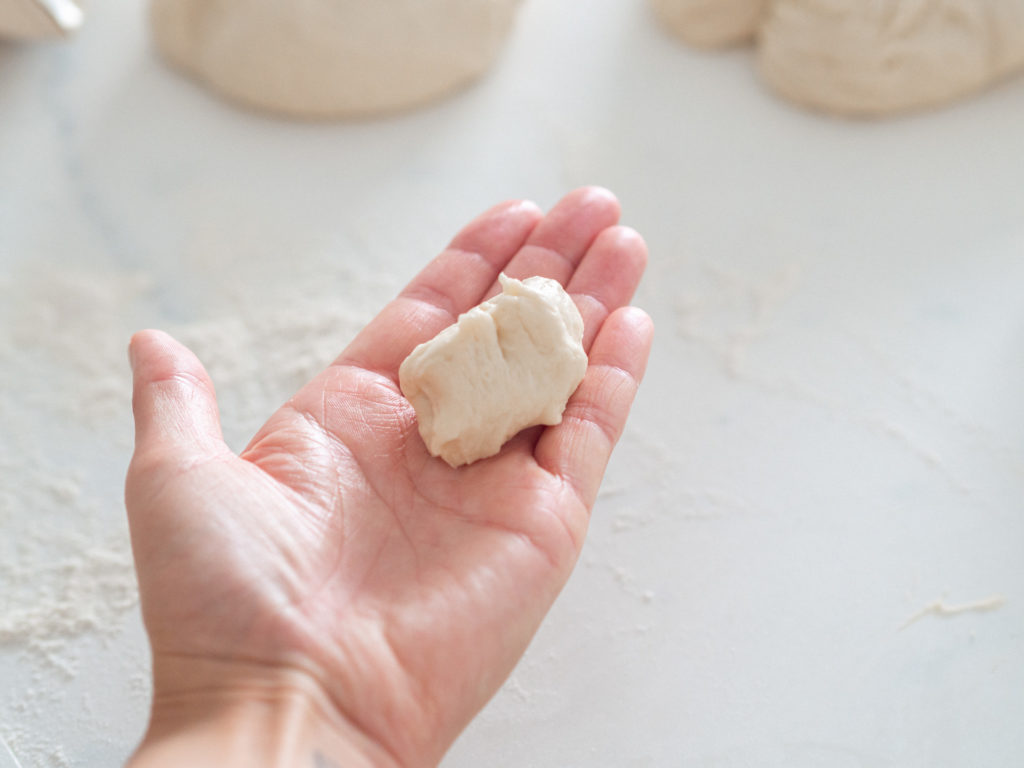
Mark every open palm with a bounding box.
[125,188,653,768]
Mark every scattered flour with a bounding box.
[0,255,395,766]
[669,255,996,501]
[598,427,748,530]
[0,531,137,671]
[673,257,804,377]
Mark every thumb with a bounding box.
[128,329,228,462]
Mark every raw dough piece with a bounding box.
[650,0,768,47]
[758,0,1024,116]
[399,275,587,468]
[149,0,521,118]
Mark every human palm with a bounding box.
[125,188,653,767]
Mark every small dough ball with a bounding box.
[758,0,1024,116]
[650,0,769,48]
[399,275,587,468]
[150,0,521,118]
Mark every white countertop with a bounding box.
[2,1,1023,766]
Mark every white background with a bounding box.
[1,1,1023,766]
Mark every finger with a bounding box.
[494,218,642,458]
[128,329,228,461]
[484,186,621,297]
[534,307,654,510]
[334,199,543,381]
[566,225,648,352]
[492,223,644,459]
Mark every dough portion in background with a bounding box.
[651,0,1024,116]
[650,0,768,47]
[150,0,521,118]
[0,0,83,39]
[759,0,1024,116]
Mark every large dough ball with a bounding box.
[758,0,1024,116]
[150,0,522,118]
[649,0,769,48]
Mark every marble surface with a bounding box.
[2,1,1024,766]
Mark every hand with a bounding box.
[124,187,654,768]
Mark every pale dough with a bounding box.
[758,0,1024,116]
[398,275,587,468]
[650,0,768,47]
[652,0,1024,116]
[149,0,521,118]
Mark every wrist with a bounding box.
[128,654,401,768]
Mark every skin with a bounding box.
[125,187,654,768]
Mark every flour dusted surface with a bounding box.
[0,260,393,767]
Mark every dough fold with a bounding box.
[399,275,587,468]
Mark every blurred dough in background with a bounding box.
[149,0,522,118]
[649,0,768,48]
[651,0,1024,116]
[0,0,83,39]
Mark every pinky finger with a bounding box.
[534,306,654,510]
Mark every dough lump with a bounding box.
[399,275,587,468]
[650,0,768,48]
[0,0,83,39]
[652,0,1024,116]
[150,0,521,118]
[759,0,1024,116]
